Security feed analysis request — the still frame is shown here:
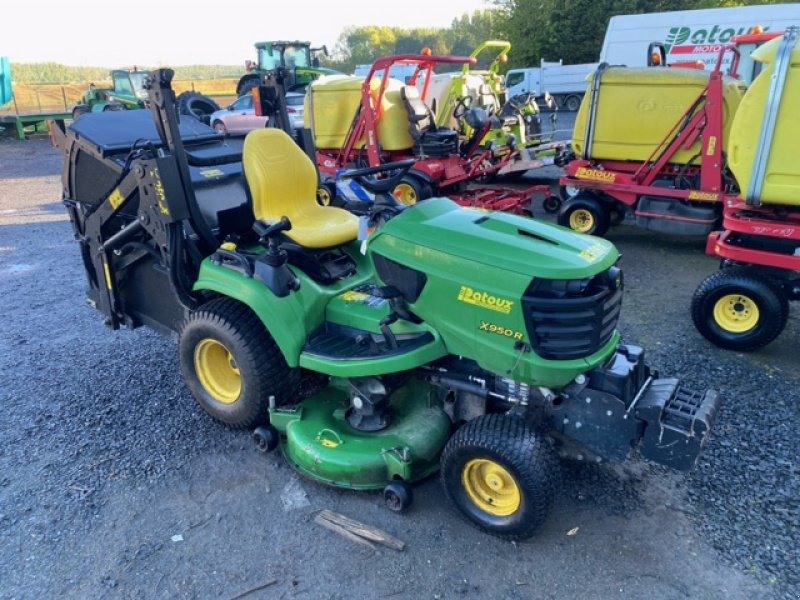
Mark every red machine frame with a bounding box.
[314,54,540,210]
[560,44,742,219]
[707,200,800,271]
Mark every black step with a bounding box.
[303,323,434,361]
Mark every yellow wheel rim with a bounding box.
[317,186,332,206]
[569,208,595,233]
[393,183,418,206]
[194,338,241,404]
[462,459,521,517]
[713,294,760,333]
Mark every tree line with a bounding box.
[322,0,782,71]
[10,63,242,85]
[11,0,783,83]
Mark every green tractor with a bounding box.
[236,40,339,96]
[72,68,220,123]
[53,69,719,539]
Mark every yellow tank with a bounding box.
[305,75,414,151]
[572,67,745,165]
[728,35,800,205]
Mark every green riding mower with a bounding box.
[52,69,720,539]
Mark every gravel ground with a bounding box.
[0,132,797,599]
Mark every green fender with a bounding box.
[192,247,374,367]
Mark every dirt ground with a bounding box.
[1,134,797,600]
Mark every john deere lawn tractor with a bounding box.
[53,69,719,539]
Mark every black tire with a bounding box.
[691,267,789,351]
[72,105,91,121]
[316,182,337,207]
[564,95,582,112]
[557,192,610,236]
[383,481,413,512]
[392,174,432,206]
[177,92,221,125]
[253,425,279,452]
[440,414,559,540]
[179,297,300,428]
[543,195,562,214]
[212,120,228,136]
[237,75,260,97]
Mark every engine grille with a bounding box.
[522,268,623,360]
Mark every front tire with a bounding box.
[691,268,789,351]
[212,120,228,136]
[440,415,559,540]
[392,174,432,206]
[179,298,299,428]
[557,193,610,236]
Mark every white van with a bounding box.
[600,4,800,69]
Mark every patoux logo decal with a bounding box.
[457,286,514,314]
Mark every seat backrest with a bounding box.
[476,83,498,113]
[243,128,359,249]
[401,85,433,139]
[243,128,318,224]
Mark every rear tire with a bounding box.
[72,105,91,121]
[179,297,299,428]
[564,95,582,112]
[440,415,559,540]
[237,75,260,97]
[691,267,789,351]
[557,193,610,236]
[177,92,221,125]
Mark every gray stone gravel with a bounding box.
[0,134,797,599]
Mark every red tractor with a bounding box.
[306,53,550,212]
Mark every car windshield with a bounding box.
[129,72,149,93]
[232,95,253,110]
[285,95,304,107]
[259,45,311,70]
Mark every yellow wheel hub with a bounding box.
[462,458,521,517]
[569,208,595,233]
[393,183,418,206]
[317,187,332,206]
[713,294,760,333]
[194,338,241,404]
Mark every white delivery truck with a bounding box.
[505,60,598,111]
[600,4,800,68]
[507,3,800,110]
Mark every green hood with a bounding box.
[373,197,618,280]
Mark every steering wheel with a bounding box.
[508,92,534,112]
[338,159,415,195]
[453,95,473,121]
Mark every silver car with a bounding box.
[209,92,304,136]
[285,92,305,130]
[208,93,265,136]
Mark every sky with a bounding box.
[6,0,491,66]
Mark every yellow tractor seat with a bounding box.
[243,128,359,249]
